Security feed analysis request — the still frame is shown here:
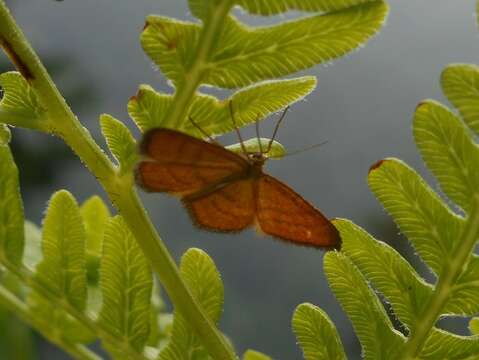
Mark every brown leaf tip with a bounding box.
[369,159,387,174]
[415,101,429,112]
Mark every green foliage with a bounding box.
[99,216,153,357]
[0,72,46,130]
[292,303,346,360]
[35,190,87,311]
[127,77,316,137]
[159,248,225,360]
[0,135,24,266]
[293,56,479,360]
[441,64,479,134]
[100,114,137,175]
[0,0,389,358]
[142,3,387,89]
[131,0,387,146]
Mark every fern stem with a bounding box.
[164,0,234,127]
[0,283,101,360]
[0,2,236,359]
[400,194,479,359]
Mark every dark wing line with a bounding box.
[182,169,250,201]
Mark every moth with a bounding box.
[135,106,341,250]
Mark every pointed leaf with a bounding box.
[142,3,388,88]
[293,303,346,360]
[0,72,47,130]
[100,114,137,174]
[324,251,406,359]
[368,158,465,276]
[413,100,479,214]
[334,218,432,329]
[35,190,87,311]
[186,77,316,137]
[0,142,24,266]
[99,216,152,356]
[128,77,315,135]
[159,248,224,360]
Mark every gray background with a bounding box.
[3,1,479,359]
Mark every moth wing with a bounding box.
[183,178,255,232]
[136,128,248,195]
[256,174,341,249]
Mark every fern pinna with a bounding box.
[0,0,390,359]
[292,34,479,360]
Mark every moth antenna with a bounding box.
[255,115,264,153]
[270,140,329,159]
[266,106,289,154]
[188,115,220,145]
[229,100,248,156]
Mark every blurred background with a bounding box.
[1,0,479,359]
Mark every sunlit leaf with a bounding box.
[100,114,137,174]
[99,216,152,356]
[159,248,225,360]
[441,64,479,135]
[293,303,346,360]
[413,100,479,214]
[35,190,87,311]
[128,77,315,135]
[142,2,388,88]
[368,158,465,277]
[0,72,47,130]
[0,141,24,266]
[324,251,406,359]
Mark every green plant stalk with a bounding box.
[164,0,234,127]
[0,2,236,359]
[0,284,101,360]
[400,194,479,359]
